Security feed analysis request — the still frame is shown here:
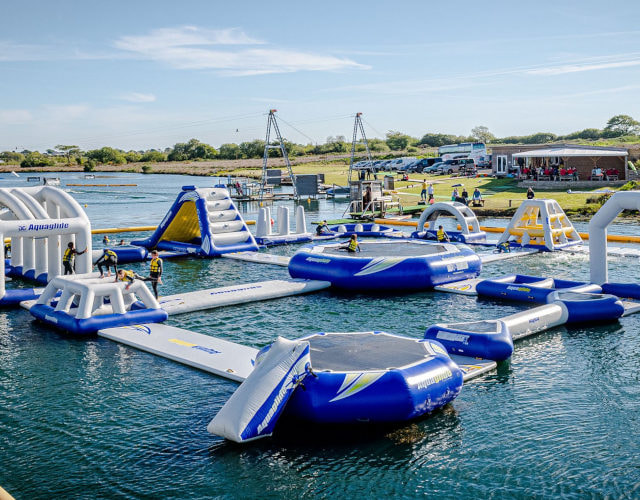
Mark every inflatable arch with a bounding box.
[413,202,486,243]
[132,186,258,256]
[0,186,91,302]
[589,192,640,284]
[497,199,581,252]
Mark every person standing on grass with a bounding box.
[420,179,428,201]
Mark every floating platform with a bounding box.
[159,279,330,315]
[221,251,291,267]
[98,323,257,382]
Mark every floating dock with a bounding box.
[159,279,330,315]
[221,251,291,267]
[98,323,257,382]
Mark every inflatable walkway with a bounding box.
[132,186,258,256]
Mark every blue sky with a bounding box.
[1,0,639,151]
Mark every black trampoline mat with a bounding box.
[306,332,430,372]
[322,241,447,258]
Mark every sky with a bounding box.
[1,0,640,151]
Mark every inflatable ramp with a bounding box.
[132,186,258,256]
[497,199,581,251]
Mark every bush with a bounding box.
[86,147,126,165]
[141,165,153,174]
[83,160,96,172]
[619,180,639,191]
[0,151,25,164]
[20,152,54,168]
[140,151,165,162]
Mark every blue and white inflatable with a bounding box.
[475,274,601,303]
[327,222,405,239]
[411,202,486,244]
[29,274,167,335]
[208,332,463,442]
[426,282,625,361]
[288,240,482,292]
[132,186,258,257]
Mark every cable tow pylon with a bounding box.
[348,112,373,184]
[260,110,298,204]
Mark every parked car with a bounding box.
[408,157,442,173]
[399,159,420,172]
[436,158,476,175]
[423,162,444,174]
[384,157,417,171]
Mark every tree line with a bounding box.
[1,114,637,168]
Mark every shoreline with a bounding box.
[1,161,638,220]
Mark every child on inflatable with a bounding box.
[316,220,331,236]
[94,249,118,278]
[115,269,145,291]
[341,234,361,253]
[62,242,87,275]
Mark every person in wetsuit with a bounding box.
[62,241,87,275]
[94,248,118,278]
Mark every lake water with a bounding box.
[1,173,639,499]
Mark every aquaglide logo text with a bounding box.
[19,222,70,232]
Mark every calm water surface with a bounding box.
[1,173,639,499]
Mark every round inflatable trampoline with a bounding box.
[265,331,464,424]
[288,239,482,291]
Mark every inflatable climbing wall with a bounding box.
[497,199,581,251]
[132,186,258,256]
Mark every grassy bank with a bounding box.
[1,156,637,218]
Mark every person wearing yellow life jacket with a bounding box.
[115,269,144,291]
[94,248,118,278]
[436,225,450,243]
[62,241,87,275]
[341,234,361,253]
[145,250,163,299]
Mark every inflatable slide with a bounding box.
[132,186,258,256]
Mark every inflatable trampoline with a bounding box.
[207,332,464,442]
[288,240,482,291]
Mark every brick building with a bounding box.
[491,143,629,181]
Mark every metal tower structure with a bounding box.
[348,112,373,183]
[260,109,298,203]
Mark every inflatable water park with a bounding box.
[2,181,640,444]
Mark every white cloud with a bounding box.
[0,109,33,124]
[0,41,50,62]
[119,92,157,103]
[526,59,640,75]
[114,26,368,75]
